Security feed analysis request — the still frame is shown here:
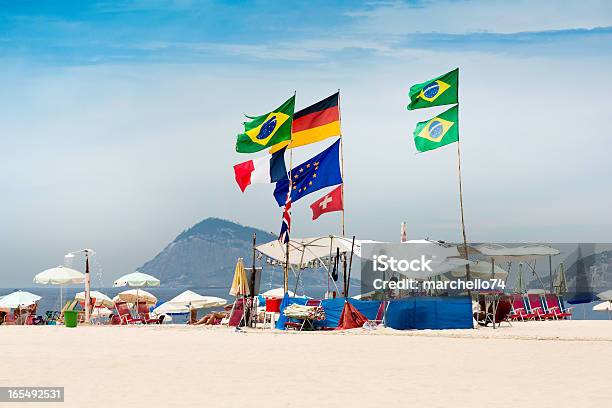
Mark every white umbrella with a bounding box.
[34,266,85,285]
[113,272,160,287]
[596,290,612,301]
[113,289,157,305]
[0,291,42,309]
[593,301,612,319]
[261,288,296,298]
[34,266,85,307]
[166,290,227,309]
[153,301,190,315]
[75,291,114,308]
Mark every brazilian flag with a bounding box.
[407,68,458,110]
[236,95,295,153]
[413,105,458,153]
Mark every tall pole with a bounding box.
[84,252,91,324]
[284,95,295,294]
[548,255,553,294]
[338,89,345,238]
[456,139,471,290]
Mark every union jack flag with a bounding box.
[278,188,291,244]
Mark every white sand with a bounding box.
[2,321,611,407]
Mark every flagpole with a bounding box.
[338,89,345,238]
[284,91,296,294]
[456,136,471,289]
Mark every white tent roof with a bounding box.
[256,236,361,266]
[473,244,560,261]
[34,266,85,285]
[450,260,508,279]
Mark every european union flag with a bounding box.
[273,139,342,206]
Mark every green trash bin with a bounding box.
[64,310,78,328]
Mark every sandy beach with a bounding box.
[2,321,611,408]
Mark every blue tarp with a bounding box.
[275,295,472,330]
[385,296,473,330]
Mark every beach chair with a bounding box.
[115,301,141,325]
[285,299,324,331]
[136,303,161,324]
[227,298,246,327]
[543,294,573,320]
[1,311,16,325]
[508,294,535,321]
[526,294,555,320]
[367,301,387,326]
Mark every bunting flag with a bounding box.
[270,92,340,153]
[310,185,343,220]
[413,105,459,153]
[407,68,458,110]
[236,95,295,153]
[278,190,291,244]
[233,147,287,192]
[273,139,342,206]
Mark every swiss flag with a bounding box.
[310,185,343,220]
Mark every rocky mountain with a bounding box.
[138,217,343,289]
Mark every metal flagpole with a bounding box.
[284,92,296,294]
[338,89,345,238]
[456,138,471,290]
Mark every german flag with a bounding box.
[270,92,340,153]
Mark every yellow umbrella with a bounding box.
[230,258,250,297]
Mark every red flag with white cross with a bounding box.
[310,185,343,220]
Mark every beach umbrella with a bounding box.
[230,258,250,297]
[261,288,295,298]
[592,301,612,319]
[113,289,157,305]
[166,290,227,309]
[75,291,114,308]
[113,272,160,288]
[596,290,612,301]
[34,266,85,307]
[0,291,42,309]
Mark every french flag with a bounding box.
[233,147,287,192]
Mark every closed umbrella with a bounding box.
[230,258,249,297]
[34,266,85,307]
[0,291,42,309]
[75,291,114,308]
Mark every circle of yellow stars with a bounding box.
[292,161,319,193]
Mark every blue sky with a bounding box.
[1,0,612,286]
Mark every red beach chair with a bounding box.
[137,303,161,324]
[526,294,555,320]
[115,302,141,325]
[508,294,535,321]
[368,301,387,326]
[543,294,573,320]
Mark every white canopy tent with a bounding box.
[473,244,560,293]
[450,260,508,279]
[256,236,361,267]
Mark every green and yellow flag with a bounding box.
[407,68,458,110]
[236,95,295,153]
[413,105,458,152]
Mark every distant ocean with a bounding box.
[1,286,608,321]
